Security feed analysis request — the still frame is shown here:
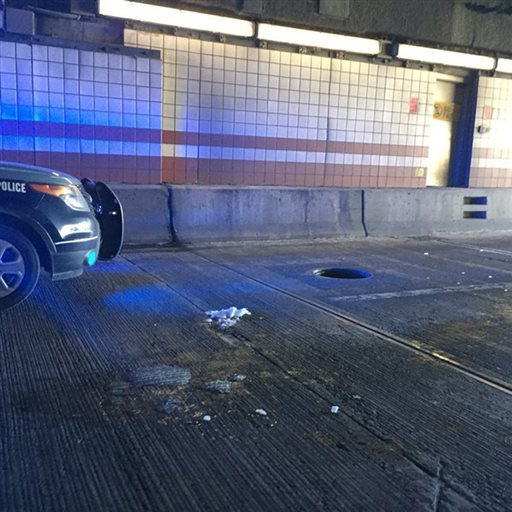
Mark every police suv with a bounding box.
[0,161,123,310]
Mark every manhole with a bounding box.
[313,268,372,279]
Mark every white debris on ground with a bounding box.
[255,409,267,416]
[330,405,340,414]
[229,374,247,382]
[424,252,429,256]
[203,415,212,422]
[206,380,231,394]
[205,306,251,329]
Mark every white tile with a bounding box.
[269,76,279,88]
[12,46,32,66]
[2,89,18,107]
[109,84,123,99]
[33,76,49,91]
[124,29,137,45]
[135,32,151,49]
[79,66,94,81]
[258,61,270,75]
[231,44,247,60]
[121,97,136,113]
[123,85,137,100]
[122,56,137,72]
[137,87,150,101]
[92,52,107,68]
[0,72,16,93]
[109,97,123,112]
[0,57,14,75]
[95,67,109,82]
[49,77,64,93]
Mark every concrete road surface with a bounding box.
[2,235,512,511]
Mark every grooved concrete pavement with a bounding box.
[2,235,512,511]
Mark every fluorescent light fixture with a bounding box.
[258,23,381,55]
[396,43,495,71]
[99,0,255,38]
[496,58,512,73]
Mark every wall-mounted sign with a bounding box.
[483,105,493,120]
[409,97,419,114]
[433,102,459,122]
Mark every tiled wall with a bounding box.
[0,40,162,183]
[126,29,435,188]
[471,77,512,187]
[3,32,511,189]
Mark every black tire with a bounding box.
[0,226,41,311]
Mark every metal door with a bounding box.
[427,79,464,187]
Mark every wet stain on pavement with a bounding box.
[127,365,192,387]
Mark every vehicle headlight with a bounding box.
[30,183,90,212]
[59,219,94,238]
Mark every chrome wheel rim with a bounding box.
[0,239,25,298]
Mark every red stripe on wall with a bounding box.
[0,120,161,143]
[472,147,512,159]
[1,150,162,184]
[162,130,429,157]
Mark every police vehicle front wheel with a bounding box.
[0,226,40,311]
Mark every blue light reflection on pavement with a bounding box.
[93,255,264,316]
[87,261,139,274]
[104,284,186,315]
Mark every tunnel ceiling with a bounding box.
[5,0,512,55]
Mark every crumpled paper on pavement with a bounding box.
[205,306,251,329]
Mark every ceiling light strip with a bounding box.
[258,23,381,56]
[99,0,255,38]
[396,43,495,71]
[496,58,512,74]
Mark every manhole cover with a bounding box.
[314,268,372,279]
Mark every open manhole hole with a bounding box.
[313,268,372,279]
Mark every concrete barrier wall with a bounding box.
[111,185,172,245]
[110,185,512,246]
[170,186,365,244]
[364,188,512,236]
